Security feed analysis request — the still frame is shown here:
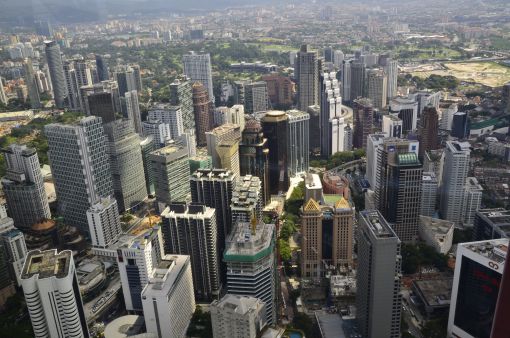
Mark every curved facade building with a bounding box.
[192,82,213,146]
[44,40,68,109]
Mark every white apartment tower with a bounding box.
[86,197,122,249]
[21,249,90,338]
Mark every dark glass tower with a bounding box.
[262,111,289,195]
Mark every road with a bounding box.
[401,289,424,338]
[83,276,122,323]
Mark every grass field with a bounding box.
[411,62,510,87]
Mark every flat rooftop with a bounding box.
[142,255,189,295]
[360,210,397,239]
[21,249,72,280]
[212,294,263,315]
[419,216,454,235]
[315,311,347,338]
[461,239,508,264]
[413,278,453,308]
[224,222,275,261]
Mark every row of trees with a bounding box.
[310,149,365,169]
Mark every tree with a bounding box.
[279,239,292,261]
[186,306,212,338]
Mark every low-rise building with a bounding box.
[418,216,454,254]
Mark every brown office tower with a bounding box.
[353,98,374,149]
[418,105,439,159]
[300,197,354,278]
[491,249,510,338]
[239,119,270,203]
[192,82,213,146]
[261,111,288,195]
[262,74,295,109]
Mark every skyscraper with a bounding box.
[440,141,470,226]
[300,197,354,278]
[231,175,263,225]
[224,220,277,324]
[141,254,196,338]
[1,144,51,229]
[389,97,418,133]
[86,196,121,248]
[45,116,113,232]
[235,81,269,114]
[287,110,310,176]
[350,61,366,101]
[148,104,185,141]
[353,98,374,149]
[421,172,438,217]
[262,111,289,195]
[192,82,214,146]
[366,68,388,109]
[117,227,164,311]
[169,78,195,135]
[87,91,116,123]
[356,210,402,338]
[447,239,507,338]
[341,60,352,102]
[190,168,236,274]
[379,54,398,100]
[0,77,7,105]
[140,135,156,196]
[418,105,440,159]
[382,114,403,138]
[183,52,214,103]
[24,58,41,109]
[239,119,270,203]
[376,149,423,243]
[44,40,68,108]
[206,123,241,171]
[295,45,319,111]
[95,54,109,81]
[0,206,28,286]
[115,66,139,96]
[150,144,190,207]
[124,90,142,134]
[21,249,90,338]
[320,72,343,156]
[366,133,387,189]
[160,202,219,301]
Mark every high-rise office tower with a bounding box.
[183,52,214,103]
[295,45,319,111]
[344,124,353,151]
[350,61,366,101]
[87,91,116,123]
[356,210,402,338]
[341,60,352,102]
[389,97,419,132]
[141,254,196,338]
[376,140,423,242]
[262,74,294,108]
[148,104,184,141]
[231,175,263,225]
[287,110,310,176]
[124,90,142,134]
[421,172,438,217]
[353,98,374,149]
[410,90,441,117]
[215,139,240,178]
[86,196,121,248]
[24,58,41,109]
[463,177,483,227]
[472,208,510,241]
[117,227,164,311]
[35,20,53,37]
[192,82,214,146]
[214,105,245,131]
[115,65,139,96]
[382,114,403,138]
[235,81,269,114]
[62,60,80,110]
[262,111,289,195]
[418,105,440,159]
[150,144,190,207]
[307,105,321,154]
[95,54,109,81]
[190,168,236,272]
[161,202,219,301]
[206,123,241,170]
[143,120,172,147]
[140,136,156,196]
[300,197,354,278]
[239,119,270,203]
[0,206,28,286]
[451,112,469,139]
[21,249,90,338]
[447,239,507,338]
[440,141,470,226]
[211,294,267,338]
[366,133,387,190]
[0,77,7,105]
[366,68,388,109]
[320,72,343,156]
[0,218,15,308]
[44,40,68,108]
[1,144,51,229]
[74,60,92,90]
[103,119,147,211]
[379,54,398,100]
[131,65,142,92]
[169,78,195,134]
[45,116,113,232]
[224,221,277,324]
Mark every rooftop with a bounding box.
[461,239,508,264]
[413,279,453,308]
[21,249,72,280]
[231,175,261,208]
[224,221,275,262]
[398,152,420,166]
[419,216,454,235]
[360,210,398,239]
[212,294,264,315]
[104,315,153,338]
[143,255,189,294]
